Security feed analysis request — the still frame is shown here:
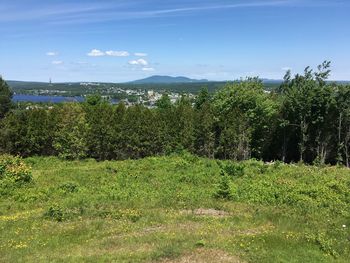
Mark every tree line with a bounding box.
[0,62,349,166]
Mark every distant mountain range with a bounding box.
[129,75,209,84]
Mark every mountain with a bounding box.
[130,75,209,84]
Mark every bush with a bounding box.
[214,170,232,200]
[223,162,245,177]
[44,204,64,222]
[59,182,79,194]
[0,155,32,184]
[229,163,350,215]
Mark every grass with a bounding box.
[1,153,350,262]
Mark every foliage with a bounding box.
[1,155,349,262]
[0,77,13,119]
[58,182,79,194]
[1,64,350,167]
[226,162,350,215]
[214,170,232,200]
[214,78,278,160]
[53,104,89,160]
[44,204,64,222]
[0,155,32,185]
[222,162,245,177]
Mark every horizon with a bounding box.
[1,0,350,82]
[6,75,350,84]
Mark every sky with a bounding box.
[0,0,350,82]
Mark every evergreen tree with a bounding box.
[84,99,115,160]
[0,76,13,119]
[194,101,215,158]
[279,61,334,163]
[111,102,127,159]
[156,94,172,109]
[194,87,210,110]
[54,104,89,160]
[175,96,195,152]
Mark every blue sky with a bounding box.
[0,0,349,82]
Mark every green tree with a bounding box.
[111,102,127,159]
[85,94,104,106]
[54,104,89,160]
[279,61,334,163]
[0,77,13,119]
[194,87,210,110]
[156,94,172,109]
[194,101,215,158]
[24,108,57,156]
[214,78,277,160]
[84,99,115,160]
[0,110,28,155]
[334,85,350,167]
[174,96,195,152]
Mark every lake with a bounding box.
[13,94,85,103]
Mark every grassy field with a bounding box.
[1,153,350,262]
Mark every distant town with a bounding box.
[8,75,281,107]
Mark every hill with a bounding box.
[1,154,350,262]
[130,75,209,84]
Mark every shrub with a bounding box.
[223,162,245,177]
[0,155,32,184]
[229,163,350,215]
[59,182,79,194]
[44,204,64,222]
[214,170,232,200]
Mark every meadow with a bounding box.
[1,153,350,262]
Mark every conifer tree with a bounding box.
[0,76,13,119]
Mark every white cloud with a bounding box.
[128,58,148,66]
[105,50,130,57]
[134,52,148,57]
[46,51,58,56]
[1,1,295,24]
[72,61,89,65]
[282,67,292,71]
[142,67,155,71]
[52,60,63,65]
[87,49,105,57]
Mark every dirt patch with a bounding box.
[160,248,245,263]
[181,208,230,217]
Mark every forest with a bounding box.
[1,61,350,166]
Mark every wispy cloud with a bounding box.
[136,1,293,16]
[0,2,119,22]
[88,49,131,57]
[46,51,58,56]
[0,0,297,24]
[87,49,105,57]
[105,50,130,57]
[134,52,148,57]
[129,59,149,66]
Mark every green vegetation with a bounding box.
[7,80,228,96]
[1,62,349,166]
[0,77,13,119]
[0,153,349,262]
[1,63,350,261]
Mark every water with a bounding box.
[13,94,85,103]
